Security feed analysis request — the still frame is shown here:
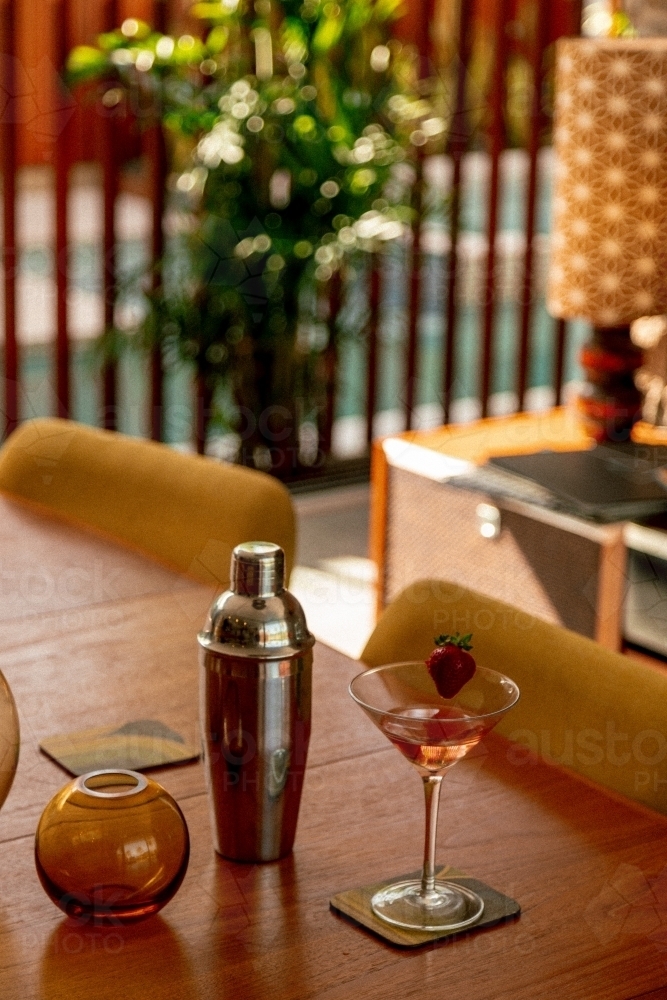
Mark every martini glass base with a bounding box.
[371,879,484,932]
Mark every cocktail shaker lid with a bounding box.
[231,541,285,598]
[197,542,315,660]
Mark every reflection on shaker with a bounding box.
[222,680,244,763]
[268,748,290,798]
[198,542,315,863]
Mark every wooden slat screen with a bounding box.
[0,0,583,480]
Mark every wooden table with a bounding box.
[1,495,667,999]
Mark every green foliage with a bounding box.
[66,0,441,463]
[608,11,637,38]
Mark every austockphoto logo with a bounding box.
[585,862,667,947]
[432,607,536,633]
[0,53,75,136]
[506,722,667,776]
[0,562,123,606]
[50,926,125,954]
[197,215,274,320]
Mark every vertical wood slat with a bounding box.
[195,373,212,455]
[553,317,567,406]
[101,121,118,432]
[149,0,168,442]
[320,270,342,458]
[516,0,550,412]
[153,1,169,46]
[442,0,472,425]
[101,0,119,432]
[480,0,511,419]
[148,128,166,442]
[146,123,166,443]
[404,153,424,430]
[571,0,585,40]
[1,0,19,435]
[54,0,71,420]
[1,1,17,437]
[403,0,435,431]
[365,254,381,446]
[551,0,582,408]
[369,437,390,617]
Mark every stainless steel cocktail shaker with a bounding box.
[198,542,314,862]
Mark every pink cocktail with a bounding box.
[349,661,519,932]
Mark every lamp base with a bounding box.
[578,325,643,442]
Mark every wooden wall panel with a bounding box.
[14,0,156,167]
[11,0,580,168]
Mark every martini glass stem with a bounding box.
[420,774,444,902]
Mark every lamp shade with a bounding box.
[547,38,667,326]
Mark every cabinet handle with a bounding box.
[477,503,501,539]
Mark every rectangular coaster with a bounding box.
[40,720,200,776]
[330,865,520,948]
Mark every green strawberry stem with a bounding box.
[433,632,473,651]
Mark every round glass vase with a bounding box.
[35,769,190,924]
[0,669,18,810]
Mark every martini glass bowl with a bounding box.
[349,661,519,932]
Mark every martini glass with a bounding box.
[349,661,519,932]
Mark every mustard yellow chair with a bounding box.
[0,418,295,588]
[362,580,667,815]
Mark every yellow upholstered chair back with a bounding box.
[0,419,295,589]
[362,580,667,815]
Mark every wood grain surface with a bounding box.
[0,499,665,999]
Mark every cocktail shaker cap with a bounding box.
[232,541,285,598]
[197,542,315,660]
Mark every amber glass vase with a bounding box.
[35,770,189,923]
[0,670,19,810]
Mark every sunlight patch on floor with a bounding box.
[290,559,377,660]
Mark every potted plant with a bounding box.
[68,0,439,473]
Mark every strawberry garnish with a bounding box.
[426,633,476,699]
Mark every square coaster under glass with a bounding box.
[330,866,520,948]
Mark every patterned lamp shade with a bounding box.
[547,38,667,326]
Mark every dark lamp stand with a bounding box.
[578,325,644,443]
